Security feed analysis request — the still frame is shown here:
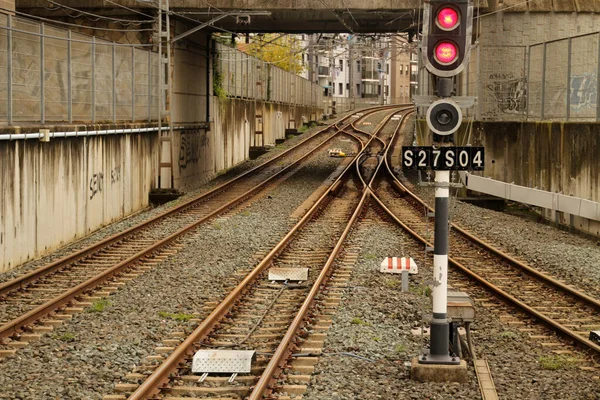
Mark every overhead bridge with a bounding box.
[11,0,488,33]
[16,0,599,34]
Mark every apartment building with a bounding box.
[299,33,416,105]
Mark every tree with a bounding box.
[241,34,305,74]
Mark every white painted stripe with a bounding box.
[432,254,448,314]
[435,170,450,198]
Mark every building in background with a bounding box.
[298,33,417,107]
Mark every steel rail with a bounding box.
[0,104,401,298]
[369,193,600,356]
[370,118,600,355]
[248,109,414,399]
[125,117,376,400]
[0,108,399,339]
[382,126,600,311]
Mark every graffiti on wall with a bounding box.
[179,130,209,169]
[89,172,104,200]
[486,72,527,114]
[89,167,121,200]
[570,73,597,111]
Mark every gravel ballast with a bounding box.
[4,109,596,399]
[0,133,358,399]
[0,110,359,284]
[302,203,599,400]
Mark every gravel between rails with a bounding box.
[0,111,359,283]
[302,205,600,400]
[0,135,357,400]
[395,115,600,301]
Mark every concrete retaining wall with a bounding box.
[0,96,321,272]
[173,98,322,191]
[0,133,157,272]
[468,121,600,236]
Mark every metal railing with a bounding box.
[0,14,159,125]
[418,32,600,122]
[462,32,600,121]
[215,42,324,109]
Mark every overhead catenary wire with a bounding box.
[0,23,154,47]
[0,6,154,32]
[318,0,355,34]
[105,0,155,19]
[40,0,154,25]
[341,0,359,29]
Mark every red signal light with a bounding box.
[436,7,459,31]
[434,42,458,65]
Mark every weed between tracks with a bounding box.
[350,317,372,326]
[88,299,111,313]
[539,355,581,370]
[158,311,195,322]
[54,332,76,342]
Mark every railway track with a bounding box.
[104,107,414,399]
[0,105,402,356]
[367,114,600,382]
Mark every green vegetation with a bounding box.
[499,330,518,339]
[539,355,580,370]
[411,285,432,297]
[385,279,400,289]
[213,222,222,230]
[350,317,371,326]
[372,336,381,342]
[158,311,195,322]
[88,299,111,313]
[364,253,377,260]
[395,344,407,353]
[213,55,227,100]
[240,210,251,217]
[55,332,76,342]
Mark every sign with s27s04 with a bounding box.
[401,146,485,171]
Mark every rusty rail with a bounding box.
[124,105,407,400]
[248,108,415,399]
[0,104,399,298]
[0,106,405,340]
[371,117,600,355]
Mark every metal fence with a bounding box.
[215,42,324,109]
[0,14,159,125]
[465,32,600,121]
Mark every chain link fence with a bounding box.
[470,32,600,121]
[215,42,323,109]
[0,15,160,125]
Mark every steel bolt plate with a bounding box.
[192,350,256,374]
[268,268,309,281]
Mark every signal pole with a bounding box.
[406,0,477,368]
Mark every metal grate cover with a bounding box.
[192,350,255,374]
[268,268,309,281]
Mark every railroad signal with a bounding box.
[422,0,474,78]
[426,99,462,136]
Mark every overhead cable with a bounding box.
[0,6,154,32]
[42,0,154,24]
[105,0,155,19]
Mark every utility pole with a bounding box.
[349,38,354,110]
[157,0,174,190]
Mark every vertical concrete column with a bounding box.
[92,36,96,122]
[67,30,72,123]
[7,14,12,125]
[40,23,45,123]
[131,46,135,122]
